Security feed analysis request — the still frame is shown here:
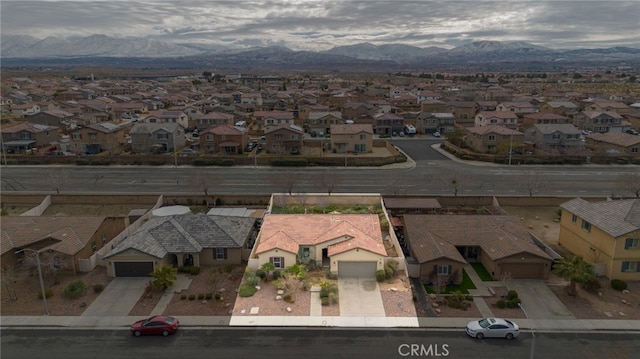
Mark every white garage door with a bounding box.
[337,261,377,278]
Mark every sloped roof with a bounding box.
[560,198,640,237]
[104,213,256,259]
[1,216,106,256]
[403,215,552,263]
[531,124,581,134]
[330,124,373,135]
[255,214,386,257]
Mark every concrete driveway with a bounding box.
[82,278,149,317]
[337,278,386,317]
[508,280,575,319]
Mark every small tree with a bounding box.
[553,256,595,296]
[151,266,177,291]
[206,267,223,296]
[260,262,276,280]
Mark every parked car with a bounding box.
[433,131,441,137]
[180,148,198,156]
[130,315,180,337]
[626,129,639,135]
[465,317,519,340]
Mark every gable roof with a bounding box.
[530,124,581,134]
[467,125,522,136]
[560,198,640,237]
[587,132,640,147]
[1,216,106,256]
[330,124,373,135]
[256,214,386,257]
[403,215,552,263]
[104,213,255,259]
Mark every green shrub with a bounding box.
[243,271,260,286]
[611,279,628,291]
[180,294,187,300]
[506,300,518,308]
[329,292,339,305]
[510,298,521,307]
[92,283,104,293]
[255,269,266,279]
[376,270,386,282]
[507,290,519,300]
[63,280,87,299]
[38,288,54,299]
[272,270,281,280]
[271,159,309,167]
[188,294,196,300]
[616,157,629,165]
[386,259,399,272]
[238,284,258,297]
[214,293,222,300]
[582,278,602,293]
[496,299,507,309]
[197,293,205,300]
[273,278,287,291]
[384,266,394,279]
[190,266,201,275]
[319,287,329,299]
[283,294,294,303]
[321,297,330,306]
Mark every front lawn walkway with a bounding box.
[470,262,493,281]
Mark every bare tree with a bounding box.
[427,168,472,197]
[187,171,217,197]
[518,170,546,197]
[47,169,70,194]
[207,267,223,298]
[272,172,298,195]
[386,177,405,195]
[315,170,341,195]
[616,173,640,198]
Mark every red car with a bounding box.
[130,315,179,337]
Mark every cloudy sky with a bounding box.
[2,1,639,50]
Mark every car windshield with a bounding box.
[165,317,175,324]
[478,319,491,328]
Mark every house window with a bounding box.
[624,238,639,249]
[89,133,97,140]
[301,247,310,258]
[157,133,169,140]
[275,134,282,140]
[291,134,298,140]
[488,135,496,141]
[102,235,107,245]
[359,134,367,140]
[632,147,638,153]
[571,214,577,223]
[436,264,451,276]
[270,256,284,269]
[214,248,227,260]
[91,241,97,253]
[621,261,640,272]
[581,220,592,232]
[72,133,82,140]
[354,144,366,152]
[20,132,31,140]
[205,134,213,141]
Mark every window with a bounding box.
[157,133,169,140]
[275,134,282,140]
[20,132,31,140]
[205,134,213,141]
[92,241,97,253]
[72,133,82,140]
[488,135,496,141]
[89,133,97,140]
[271,256,284,269]
[291,134,299,140]
[632,147,638,153]
[102,235,107,245]
[301,247,310,258]
[621,261,640,272]
[214,248,227,260]
[436,264,451,276]
[581,220,592,232]
[624,238,639,249]
[354,144,366,152]
[359,134,367,140]
[571,214,577,223]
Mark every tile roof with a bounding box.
[467,125,523,136]
[403,215,552,263]
[256,214,386,257]
[531,124,581,134]
[104,213,256,259]
[1,216,106,256]
[330,124,373,134]
[560,198,640,237]
[587,132,640,147]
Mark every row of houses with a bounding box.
[3,195,639,282]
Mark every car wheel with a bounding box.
[134,331,141,337]
[162,330,169,337]
[506,333,514,340]
[476,333,484,339]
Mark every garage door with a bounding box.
[337,261,377,278]
[114,262,154,277]
[500,263,544,279]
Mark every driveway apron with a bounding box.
[82,278,149,317]
[338,278,386,317]
[508,280,575,319]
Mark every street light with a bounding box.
[518,302,535,359]
[15,248,49,315]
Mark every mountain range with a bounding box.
[2,35,639,71]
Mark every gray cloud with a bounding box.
[1,1,638,50]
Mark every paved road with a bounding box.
[1,140,638,196]
[1,328,638,359]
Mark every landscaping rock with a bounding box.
[79,302,86,308]
[618,312,626,316]
[621,299,628,305]
[277,290,284,295]
[219,288,226,293]
[622,289,630,294]
[434,308,441,314]
[286,307,292,313]
[389,287,398,292]
[255,286,261,290]
[428,293,437,299]
[202,300,207,304]
[275,295,282,300]
[431,302,439,308]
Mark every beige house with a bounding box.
[199,124,249,155]
[253,214,388,277]
[465,125,524,154]
[403,215,553,283]
[104,213,256,277]
[68,122,131,155]
[585,132,640,156]
[264,124,304,155]
[474,111,520,129]
[1,216,125,273]
[330,124,373,153]
[559,198,640,280]
[1,122,60,153]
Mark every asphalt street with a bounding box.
[1,328,638,359]
[1,140,637,197]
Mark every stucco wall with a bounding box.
[199,248,243,266]
[420,259,464,285]
[330,249,384,273]
[256,248,297,270]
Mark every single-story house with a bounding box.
[253,214,388,278]
[104,213,256,277]
[403,215,553,283]
[1,216,125,273]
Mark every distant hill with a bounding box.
[2,34,639,71]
